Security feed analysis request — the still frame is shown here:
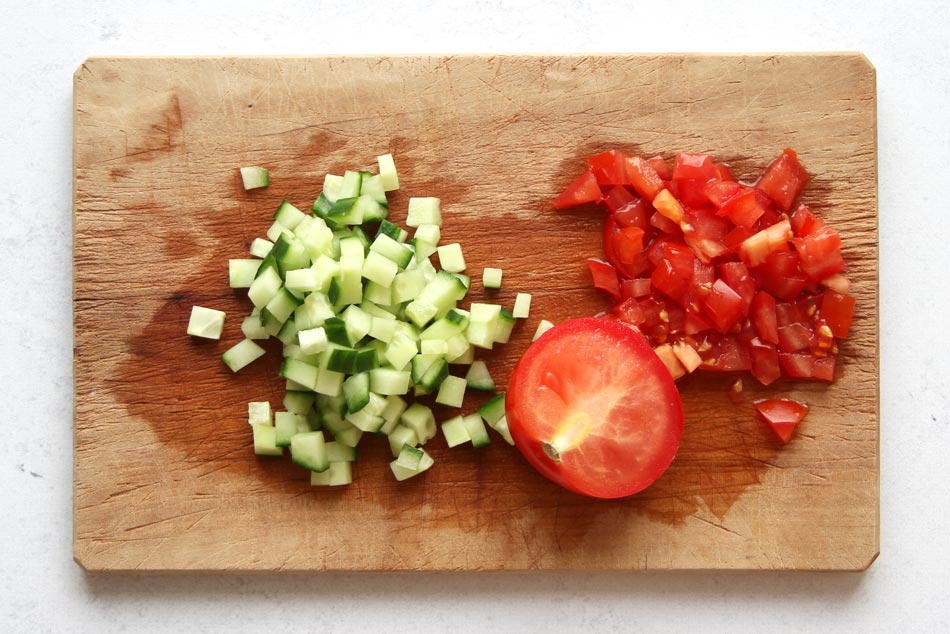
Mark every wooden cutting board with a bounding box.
[73,55,878,572]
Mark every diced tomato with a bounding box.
[650,211,682,235]
[672,152,717,182]
[646,154,671,180]
[757,148,809,211]
[621,278,652,299]
[748,337,781,386]
[723,225,753,254]
[794,226,846,281]
[717,187,769,229]
[790,204,823,237]
[757,250,806,300]
[553,170,603,209]
[820,273,851,295]
[702,334,751,371]
[739,218,792,268]
[682,208,731,262]
[718,261,756,315]
[810,321,835,357]
[611,297,646,326]
[750,291,779,344]
[777,352,814,378]
[586,258,621,300]
[754,398,809,443]
[603,217,647,278]
[626,156,666,201]
[778,323,813,352]
[587,150,630,186]
[684,309,714,335]
[714,163,735,181]
[603,185,636,213]
[652,258,691,305]
[819,291,856,338]
[671,179,713,208]
[652,189,686,225]
[702,179,742,208]
[703,279,744,333]
[811,355,837,382]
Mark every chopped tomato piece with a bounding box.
[612,297,646,326]
[739,218,792,268]
[777,352,815,378]
[722,225,753,254]
[672,152,717,182]
[702,179,742,208]
[757,148,809,211]
[748,337,781,386]
[650,210,682,235]
[819,273,851,295]
[683,208,730,262]
[811,355,837,381]
[621,278,652,299]
[819,291,856,338]
[651,258,691,305]
[777,323,813,352]
[603,217,647,278]
[646,154,671,180]
[506,318,684,498]
[671,179,713,208]
[625,156,666,201]
[750,291,779,344]
[794,227,846,281]
[790,204,823,237]
[754,398,809,443]
[586,258,621,300]
[714,162,735,181]
[553,170,603,209]
[718,261,756,315]
[652,189,686,225]
[587,150,630,186]
[757,250,806,300]
[717,187,769,229]
[703,279,744,333]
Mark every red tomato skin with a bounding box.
[603,217,647,278]
[646,154,672,180]
[757,148,809,211]
[749,337,782,386]
[794,227,846,281]
[717,187,769,229]
[703,279,744,333]
[553,170,603,209]
[506,318,684,498]
[702,179,742,208]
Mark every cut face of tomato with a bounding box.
[754,398,809,443]
[506,318,684,498]
[756,148,809,211]
[587,150,630,186]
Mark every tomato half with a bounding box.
[506,318,684,498]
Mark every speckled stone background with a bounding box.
[1,0,947,631]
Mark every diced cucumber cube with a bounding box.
[441,415,471,448]
[478,393,506,426]
[379,395,408,435]
[388,424,419,457]
[400,403,437,444]
[406,197,441,227]
[187,305,226,340]
[285,268,319,293]
[390,449,434,481]
[248,401,272,426]
[283,391,316,416]
[314,367,344,396]
[465,360,495,392]
[395,443,424,470]
[462,413,491,448]
[368,316,397,343]
[274,200,306,228]
[342,372,370,413]
[491,415,515,445]
[436,243,466,273]
[279,358,319,390]
[248,266,283,308]
[435,375,467,408]
[275,411,304,447]
[369,368,411,395]
[229,259,262,288]
[362,250,399,287]
[298,326,328,355]
[533,319,555,341]
[513,292,532,319]
[222,339,266,372]
[370,234,414,269]
[326,441,356,462]
[240,166,269,190]
[420,339,448,355]
[413,223,441,245]
[250,237,273,258]
[310,460,352,486]
[482,267,503,289]
[377,153,399,191]
[252,423,283,456]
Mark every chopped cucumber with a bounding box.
[465,360,495,392]
[222,339,266,372]
[533,319,555,341]
[210,153,530,486]
[482,267,503,289]
[513,292,532,319]
[187,306,226,340]
[240,166,269,190]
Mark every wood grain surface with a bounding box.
[73,55,878,572]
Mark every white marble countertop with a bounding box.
[3,0,948,631]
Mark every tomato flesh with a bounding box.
[506,318,684,498]
[552,170,603,209]
[754,398,809,443]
